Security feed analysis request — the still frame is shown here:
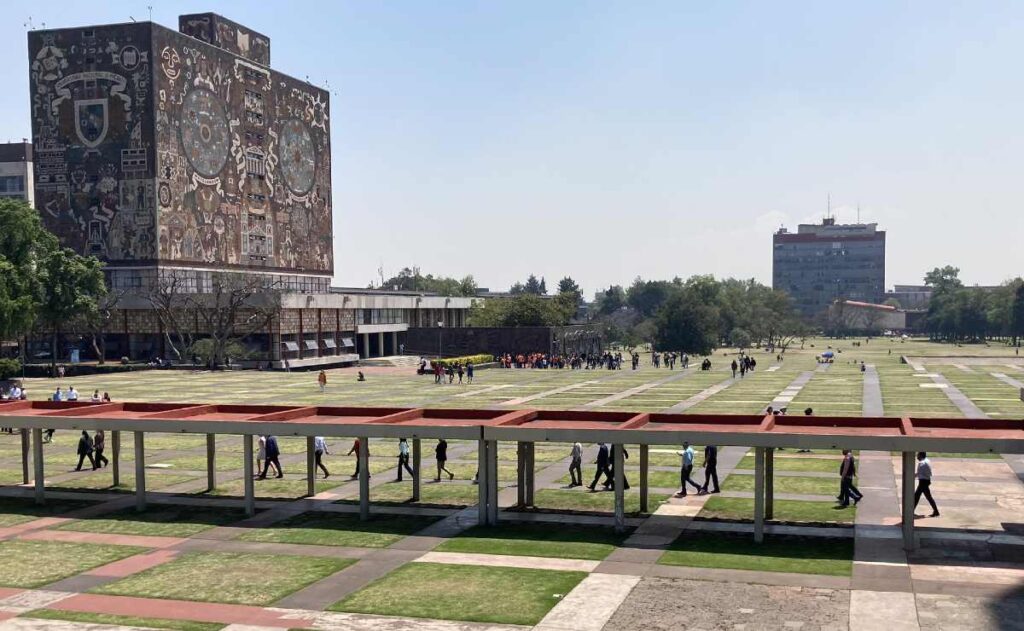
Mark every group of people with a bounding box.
[835,448,939,516]
[50,387,111,403]
[421,361,475,384]
[74,429,110,471]
[650,351,690,370]
[730,354,757,378]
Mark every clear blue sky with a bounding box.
[3,1,1022,296]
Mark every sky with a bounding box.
[2,1,1022,297]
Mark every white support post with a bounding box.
[243,434,255,517]
[412,438,421,501]
[358,436,370,520]
[134,431,146,512]
[477,439,489,525]
[111,430,120,487]
[20,429,30,485]
[306,436,316,497]
[765,447,774,520]
[377,333,385,357]
[32,428,44,505]
[639,444,649,513]
[524,442,535,507]
[487,439,499,525]
[206,434,216,492]
[754,446,765,543]
[613,443,625,532]
[902,451,915,551]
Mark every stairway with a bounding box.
[360,355,424,368]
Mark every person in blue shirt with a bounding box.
[675,441,702,497]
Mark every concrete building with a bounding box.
[773,218,886,319]
[885,284,933,310]
[25,13,474,368]
[827,299,906,334]
[0,142,34,206]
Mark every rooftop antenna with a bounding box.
[24,16,33,30]
[827,193,831,221]
[148,5,153,21]
[857,202,861,224]
[130,16,136,22]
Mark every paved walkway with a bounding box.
[663,376,737,412]
[583,370,693,408]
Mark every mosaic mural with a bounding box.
[28,17,333,277]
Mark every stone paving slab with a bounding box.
[47,593,312,628]
[415,551,599,573]
[310,610,528,630]
[86,549,180,578]
[663,376,736,412]
[534,573,638,631]
[273,550,424,611]
[849,589,919,631]
[17,529,185,549]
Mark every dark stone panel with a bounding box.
[28,23,157,262]
[152,23,333,275]
[404,326,603,358]
[178,13,270,67]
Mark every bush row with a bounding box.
[431,354,493,368]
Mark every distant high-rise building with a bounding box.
[0,142,34,207]
[772,218,886,318]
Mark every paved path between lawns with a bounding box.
[663,375,738,412]
[852,363,911,592]
[582,369,694,408]
[927,371,987,419]
[992,372,1024,390]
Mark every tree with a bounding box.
[1013,284,1024,347]
[523,274,544,295]
[36,247,106,368]
[653,288,720,355]
[469,294,570,327]
[0,199,59,343]
[627,277,674,317]
[557,277,581,298]
[595,286,626,316]
[376,266,477,296]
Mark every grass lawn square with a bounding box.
[0,540,145,588]
[723,474,840,496]
[48,473,197,494]
[55,504,249,538]
[366,480,482,507]
[330,562,586,626]
[737,455,841,473]
[436,521,630,560]
[659,532,853,576]
[698,496,854,525]
[532,488,669,514]
[93,551,353,606]
[197,476,343,500]
[0,496,97,527]
[237,511,439,547]
[23,609,223,631]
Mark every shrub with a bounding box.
[0,358,20,380]
[431,354,493,368]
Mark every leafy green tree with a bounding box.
[469,294,570,327]
[653,287,720,355]
[1013,283,1024,347]
[627,277,674,317]
[0,199,58,342]
[36,247,106,367]
[523,274,544,295]
[377,266,477,296]
[595,285,626,316]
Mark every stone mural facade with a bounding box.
[28,15,333,285]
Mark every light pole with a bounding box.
[437,320,444,359]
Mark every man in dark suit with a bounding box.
[606,444,630,491]
[837,449,862,506]
[259,434,284,479]
[587,443,612,491]
[700,444,719,494]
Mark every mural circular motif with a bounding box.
[179,88,230,178]
[278,119,316,194]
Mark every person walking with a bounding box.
[608,444,630,490]
[75,430,96,471]
[312,436,330,478]
[397,438,415,481]
[347,438,369,479]
[456,363,464,384]
[93,430,109,468]
[699,444,719,494]
[259,435,284,479]
[731,359,738,378]
[675,441,701,497]
[837,449,862,506]
[256,435,266,477]
[318,370,327,393]
[435,438,454,481]
[588,443,612,491]
[466,361,474,383]
[914,452,940,517]
[568,441,583,487]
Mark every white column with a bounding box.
[358,436,370,520]
[20,429,30,485]
[377,333,385,357]
[477,439,489,525]
[639,444,649,513]
[902,451,915,551]
[361,333,370,359]
[613,444,625,532]
[243,435,255,517]
[754,447,765,543]
[486,439,499,525]
[32,428,44,505]
[134,431,146,512]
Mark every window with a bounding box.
[0,176,24,194]
[244,90,264,126]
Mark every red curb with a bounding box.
[0,611,18,622]
[50,593,316,628]
[0,517,72,540]
[19,529,186,549]
[0,587,24,599]
[86,549,180,578]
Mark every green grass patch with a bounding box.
[659,532,853,576]
[93,551,353,606]
[436,522,630,560]
[0,540,145,588]
[23,609,224,631]
[532,488,668,514]
[723,474,840,496]
[0,496,96,528]
[237,511,439,547]
[699,496,854,524]
[55,505,249,538]
[737,455,841,473]
[330,562,586,625]
[366,481,481,507]
[195,477,343,500]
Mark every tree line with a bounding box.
[923,266,1024,344]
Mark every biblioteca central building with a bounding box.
[27,12,471,367]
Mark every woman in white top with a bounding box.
[256,435,267,478]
